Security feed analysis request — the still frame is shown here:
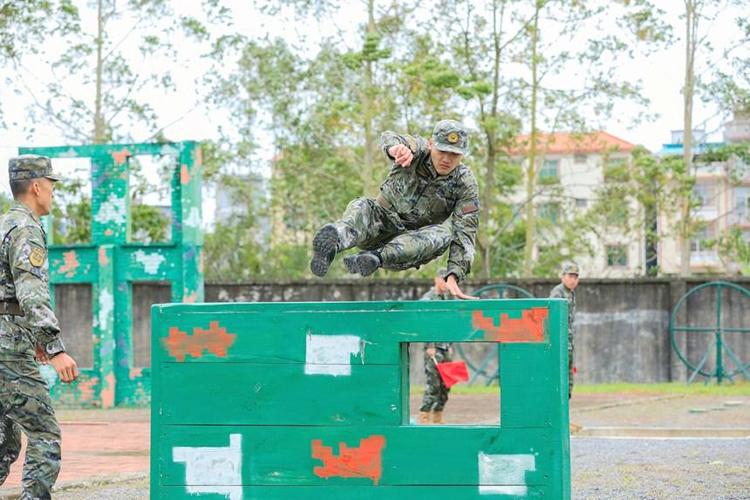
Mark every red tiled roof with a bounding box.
[508,131,637,156]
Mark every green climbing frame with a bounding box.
[19,142,204,407]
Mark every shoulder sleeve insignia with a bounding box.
[29,246,46,267]
[460,199,480,214]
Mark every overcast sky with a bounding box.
[0,1,744,226]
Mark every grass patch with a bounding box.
[574,381,750,396]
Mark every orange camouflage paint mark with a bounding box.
[75,376,99,402]
[58,250,80,277]
[472,307,549,342]
[98,247,109,265]
[129,367,143,379]
[194,147,203,167]
[180,164,190,184]
[104,229,114,236]
[182,290,198,304]
[101,373,116,408]
[111,148,131,165]
[163,321,236,362]
[312,435,386,485]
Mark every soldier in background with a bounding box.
[0,155,79,499]
[418,275,457,424]
[549,262,579,400]
[310,119,479,299]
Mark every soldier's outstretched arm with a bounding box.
[380,131,427,167]
[440,274,477,300]
[445,174,480,283]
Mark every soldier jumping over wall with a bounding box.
[310,120,480,298]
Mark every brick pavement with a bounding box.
[3,410,149,490]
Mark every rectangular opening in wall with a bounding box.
[48,157,92,244]
[405,342,500,426]
[55,284,93,369]
[132,282,172,368]
[128,155,173,244]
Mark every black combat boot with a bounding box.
[310,224,340,277]
[343,251,381,277]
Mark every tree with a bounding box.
[0,1,79,123]
[428,0,666,277]
[676,0,740,275]
[0,1,78,59]
[421,0,528,278]
[6,0,218,246]
[511,0,668,276]
[200,2,426,278]
[9,0,207,143]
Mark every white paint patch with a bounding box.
[94,193,127,225]
[98,289,114,332]
[134,250,166,275]
[575,310,668,326]
[478,453,536,496]
[173,433,243,500]
[304,334,362,376]
[184,207,202,229]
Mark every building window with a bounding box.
[574,153,587,164]
[690,226,714,252]
[606,245,627,267]
[539,159,559,183]
[604,158,628,182]
[734,187,750,220]
[693,183,714,208]
[606,200,629,227]
[690,225,719,265]
[575,198,588,208]
[538,203,559,223]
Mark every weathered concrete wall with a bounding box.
[53,279,750,384]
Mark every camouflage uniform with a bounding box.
[0,155,65,499]
[550,262,578,399]
[311,120,480,280]
[419,287,452,413]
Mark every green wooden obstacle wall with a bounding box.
[19,142,204,407]
[151,299,570,499]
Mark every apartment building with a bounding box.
[508,131,643,277]
[658,113,750,275]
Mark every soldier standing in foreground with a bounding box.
[310,119,479,298]
[0,155,79,499]
[549,262,579,400]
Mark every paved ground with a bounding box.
[2,409,149,495]
[1,392,748,498]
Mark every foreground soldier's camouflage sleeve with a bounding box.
[445,173,480,282]
[8,226,61,346]
[380,131,427,159]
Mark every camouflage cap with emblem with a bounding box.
[561,262,580,276]
[8,154,60,182]
[432,119,469,155]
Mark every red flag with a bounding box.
[435,360,469,388]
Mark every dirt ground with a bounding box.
[410,391,750,430]
[1,392,749,498]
